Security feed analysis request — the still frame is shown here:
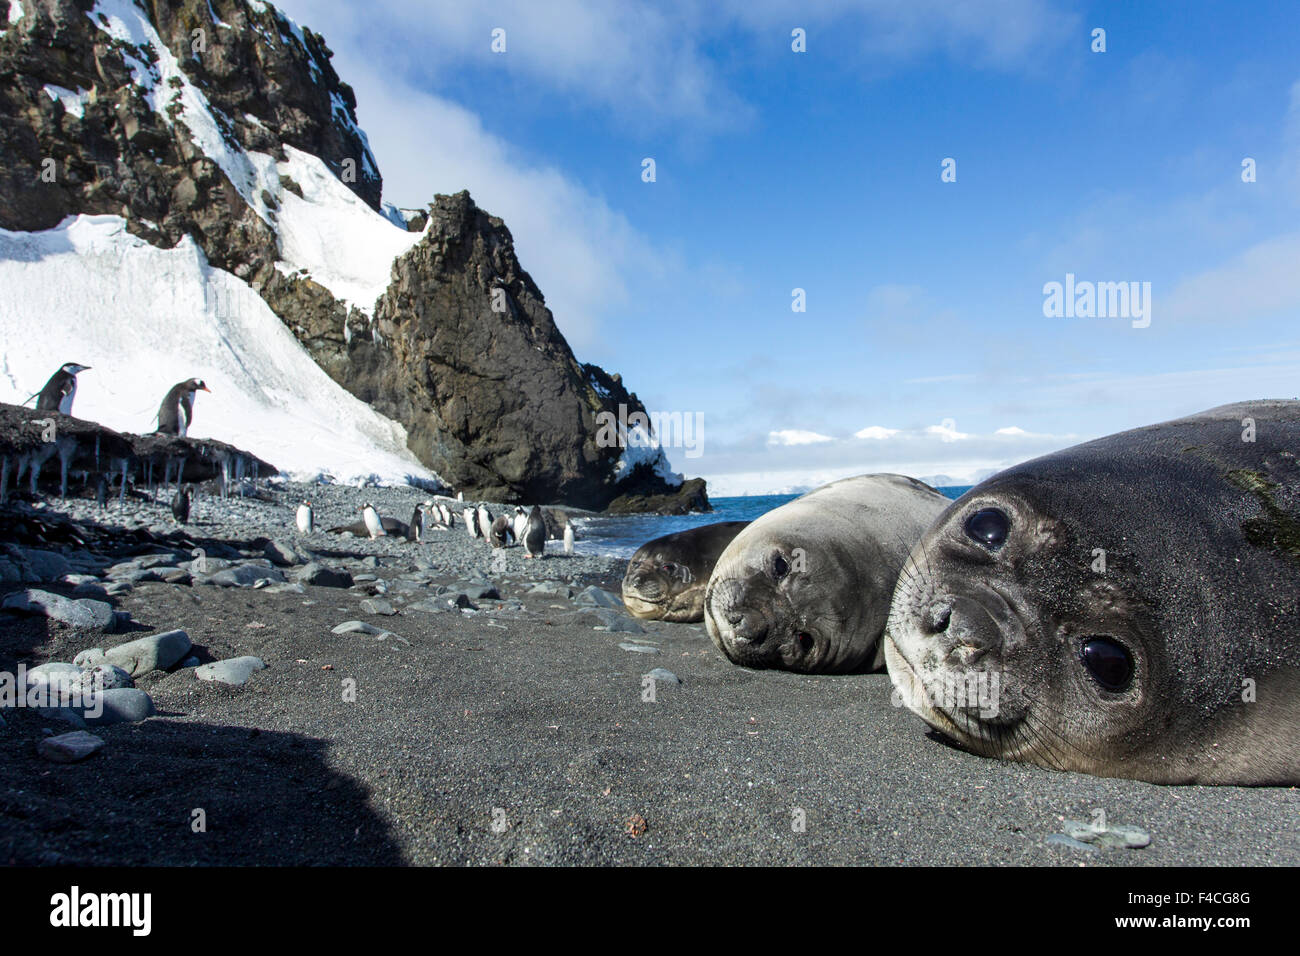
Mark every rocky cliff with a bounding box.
[0,0,708,512]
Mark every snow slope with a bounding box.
[0,216,436,484]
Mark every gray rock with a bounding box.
[78,664,134,692]
[181,656,201,668]
[186,556,233,574]
[83,688,155,726]
[74,629,192,677]
[1062,820,1152,849]
[37,730,104,763]
[203,564,286,588]
[331,620,385,635]
[25,662,85,690]
[13,549,72,583]
[618,643,660,654]
[645,668,681,685]
[456,582,501,601]
[159,569,192,585]
[2,590,116,632]
[574,586,623,609]
[195,656,267,686]
[590,607,645,634]
[0,559,21,583]
[527,582,575,598]
[406,599,451,615]
[264,539,310,567]
[61,574,102,587]
[294,563,353,588]
[360,598,397,616]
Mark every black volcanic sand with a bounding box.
[0,493,1297,866]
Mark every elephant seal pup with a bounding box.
[885,400,1300,786]
[623,522,750,622]
[705,475,948,673]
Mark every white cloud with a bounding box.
[1163,233,1300,327]
[768,429,835,446]
[854,425,900,439]
[277,0,1073,131]
[313,58,661,350]
[994,425,1028,436]
[925,418,969,442]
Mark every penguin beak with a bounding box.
[200,384,211,392]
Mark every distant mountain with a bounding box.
[0,0,703,510]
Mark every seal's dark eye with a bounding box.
[1080,637,1133,692]
[964,508,1009,550]
[771,553,789,580]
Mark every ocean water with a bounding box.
[572,486,974,559]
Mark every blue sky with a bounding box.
[278,0,1300,493]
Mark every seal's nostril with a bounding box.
[726,610,743,627]
[927,603,952,633]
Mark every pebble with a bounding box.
[1061,820,1152,849]
[37,730,105,763]
[331,620,385,635]
[74,629,193,677]
[589,607,645,633]
[360,598,397,616]
[264,539,311,566]
[195,656,268,686]
[293,563,354,588]
[619,643,660,654]
[202,564,286,588]
[1,589,117,632]
[83,688,155,725]
[645,668,681,684]
[1045,833,1099,853]
[574,586,623,609]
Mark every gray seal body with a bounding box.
[885,400,1300,786]
[623,521,750,622]
[705,474,948,673]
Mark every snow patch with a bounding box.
[273,146,423,314]
[614,424,683,486]
[0,215,437,485]
[42,85,90,119]
[86,1,418,316]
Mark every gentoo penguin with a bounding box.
[563,523,575,555]
[33,363,90,414]
[420,501,438,532]
[440,503,452,526]
[512,506,528,545]
[523,505,546,559]
[296,501,314,534]
[463,507,479,538]
[408,503,423,541]
[156,378,210,436]
[476,503,493,541]
[490,514,514,548]
[171,484,193,524]
[361,503,386,539]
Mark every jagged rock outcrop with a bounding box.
[0,0,708,512]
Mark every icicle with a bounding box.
[0,456,9,504]
[118,460,128,505]
[58,439,75,499]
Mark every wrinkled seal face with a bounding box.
[705,540,842,672]
[885,492,1159,775]
[622,554,699,621]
